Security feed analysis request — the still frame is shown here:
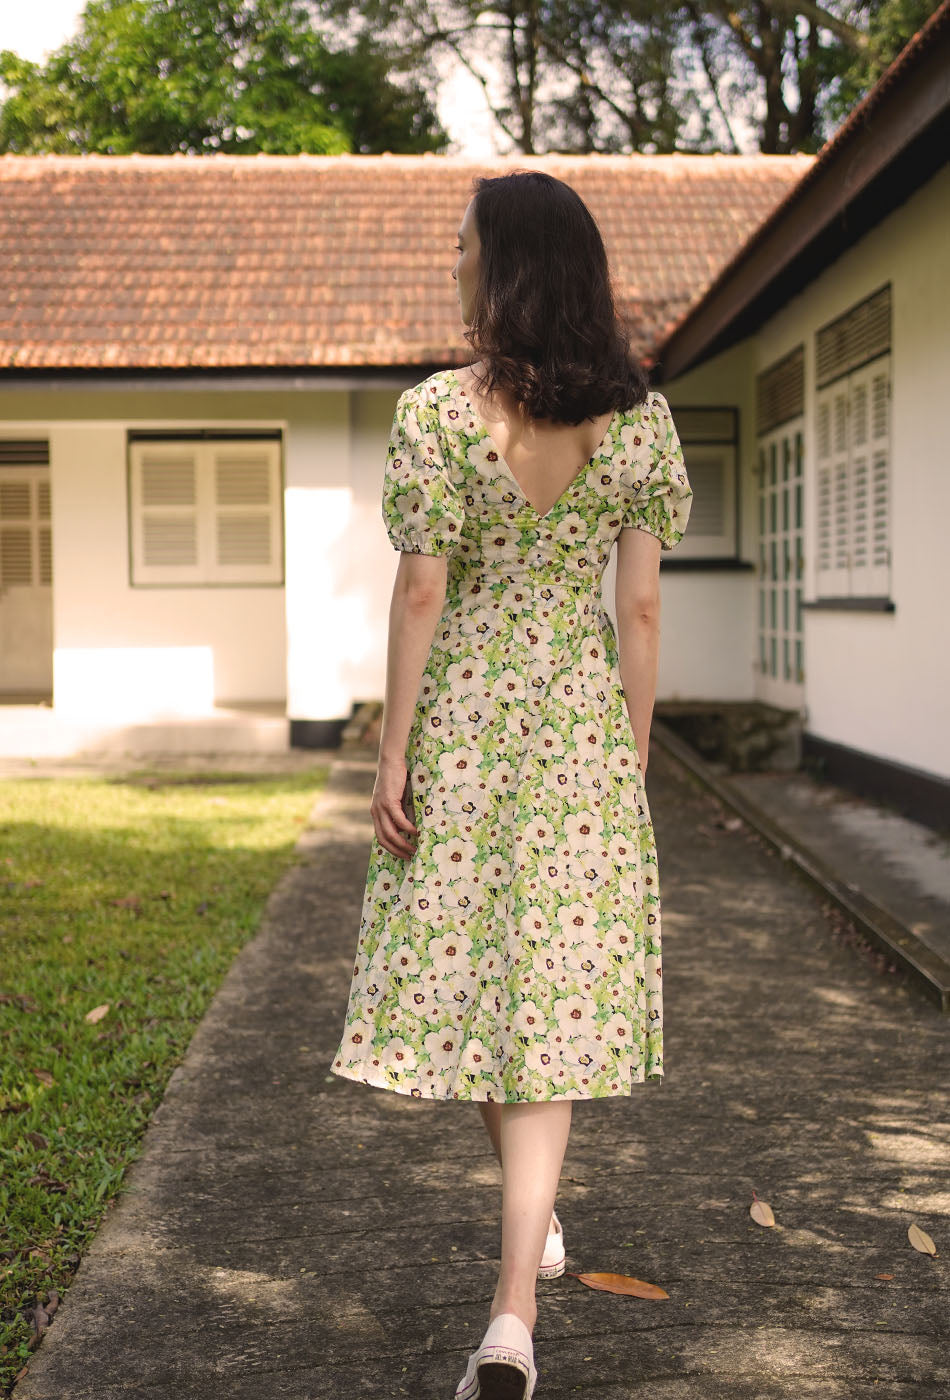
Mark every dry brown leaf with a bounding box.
[875,1273,894,1280]
[908,1223,937,1256]
[25,1131,48,1150]
[573,1271,669,1299]
[84,1003,110,1024]
[31,1069,54,1087]
[750,1193,775,1227]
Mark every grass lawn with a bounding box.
[0,763,329,1394]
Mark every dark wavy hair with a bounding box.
[464,170,648,425]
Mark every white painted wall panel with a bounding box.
[750,166,950,778]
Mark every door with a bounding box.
[0,464,52,695]
[756,422,805,710]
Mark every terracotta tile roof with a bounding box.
[0,152,812,371]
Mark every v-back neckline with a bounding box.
[450,369,619,522]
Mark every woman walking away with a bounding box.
[330,170,693,1399]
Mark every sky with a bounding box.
[0,0,503,155]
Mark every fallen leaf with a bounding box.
[25,1131,48,1150]
[84,1003,110,1024]
[112,895,142,911]
[750,1192,775,1227]
[908,1223,937,1256]
[31,1069,54,1087]
[875,1273,894,1280]
[573,1271,669,1299]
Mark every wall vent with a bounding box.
[816,285,891,389]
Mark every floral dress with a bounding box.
[330,368,692,1102]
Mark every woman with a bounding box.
[330,170,692,1399]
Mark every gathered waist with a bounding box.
[448,566,606,599]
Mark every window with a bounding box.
[814,288,891,600]
[666,407,738,561]
[128,435,283,586]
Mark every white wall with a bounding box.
[751,165,950,778]
[656,339,760,701]
[0,388,291,716]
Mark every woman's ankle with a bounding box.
[489,1297,537,1333]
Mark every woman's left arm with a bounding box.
[372,553,448,859]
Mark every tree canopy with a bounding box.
[316,0,942,154]
[0,0,939,157]
[0,0,447,155]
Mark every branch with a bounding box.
[765,0,870,50]
[687,12,741,152]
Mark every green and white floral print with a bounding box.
[331,369,692,1102]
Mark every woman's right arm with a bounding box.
[614,526,662,775]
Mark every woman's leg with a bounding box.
[488,1100,573,1333]
[477,1100,503,1165]
[478,1101,560,1232]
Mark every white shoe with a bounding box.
[454,1311,537,1399]
[537,1210,565,1279]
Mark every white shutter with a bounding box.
[816,398,832,579]
[129,439,283,586]
[675,447,732,551]
[847,357,891,595]
[816,382,851,596]
[131,444,202,584]
[0,472,51,589]
[850,376,869,574]
[211,445,282,582]
[868,357,891,595]
[814,355,890,600]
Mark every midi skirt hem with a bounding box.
[328,1058,663,1103]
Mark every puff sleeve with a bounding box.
[623,391,692,550]
[382,387,466,556]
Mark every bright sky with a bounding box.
[0,0,502,155]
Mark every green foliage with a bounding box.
[0,0,939,156]
[0,766,327,1391]
[0,0,447,154]
[822,0,942,125]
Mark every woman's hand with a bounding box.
[371,754,418,860]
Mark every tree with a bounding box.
[314,0,942,154]
[318,0,697,154]
[683,0,941,152]
[0,0,447,155]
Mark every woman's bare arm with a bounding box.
[614,527,662,774]
[373,552,448,858]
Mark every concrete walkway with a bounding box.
[13,746,950,1399]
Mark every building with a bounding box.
[0,1,947,819]
[0,149,808,752]
[654,0,949,821]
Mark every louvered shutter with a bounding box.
[211,444,282,583]
[130,444,202,584]
[0,472,52,590]
[664,408,737,560]
[814,356,890,600]
[815,380,852,597]
[129,440,282,585]
[867,357,891,595]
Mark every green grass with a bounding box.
[0,765,329,1393]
